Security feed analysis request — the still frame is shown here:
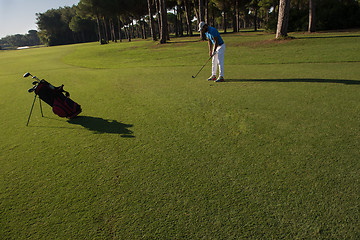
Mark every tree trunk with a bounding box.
[194,5,199,26]
[155,0,161,39]
[205,0,209,24]
[128,23,132,42]
[184,0,193,36]
[158,0,168,43]
[199,0,204,22]
[177,3,184,36]
[147,0,157,40]
[233,0,238,32]
[211,6,215,27]
[174,8,179,37]
[124,26,128,40]
[164,0,170,40]
[143,20,147,39]
[276,0,291,39]
[118,16,122,42]
[96,15,102,44]
[110,19,116,42]
[223,0,227,33]
[236,0,240,31]
[158,0,164,43]
[273,0,278,22]
[102,16,109,43]
[308,0,316,32]
[223,10,227,33]
[254,8,258,31]
[199,0,206,40]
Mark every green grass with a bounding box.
[1,30,360,239]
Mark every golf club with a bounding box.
[192,51,216,79]
[23,72,31,78]
[28,87,35,93]
[24,72,41,82]
[24,72,43,126]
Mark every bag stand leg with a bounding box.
[26,95,44,126]
[39,97,44,117]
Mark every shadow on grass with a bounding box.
[226,78,360,85]
[68,116,135,137]
[167,39,201,44]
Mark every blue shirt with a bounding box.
[205,26,224,45]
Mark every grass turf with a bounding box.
[1,30,360,239]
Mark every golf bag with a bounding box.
[25,72,81,125]
[35,80,82,118]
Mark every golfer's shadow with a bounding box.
[68,116,134,137]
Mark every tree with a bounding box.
[213,0,230,33]
[249,0,259,31]
[308,0,316,32]
[0,31,41,47]
[158,0,169,43]
[199,0,207,39]
[36,7,75,45]
[69,15,97,42]
[182,0,193,36]
[77,0,104,43]
[276,0,290,39]
[26,30,41,46]
[131,0,149,40]
[232,0,239,32]
[207,0,221,27]
[174,0,184,37]
[147,0,158,40]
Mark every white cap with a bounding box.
[198,21,206,32]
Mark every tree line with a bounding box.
[1,0,359,48]
[0,30,41,49]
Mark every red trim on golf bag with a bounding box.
[53,96,82,119]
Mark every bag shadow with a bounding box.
[68,116,134,137]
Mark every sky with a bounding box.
[0,0,80,39]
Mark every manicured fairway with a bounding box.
[1,31,360,239]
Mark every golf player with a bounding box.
[199,22,225,82]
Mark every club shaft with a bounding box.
[193,55,213,78]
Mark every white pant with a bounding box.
[212,44,225,77]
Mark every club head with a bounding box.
[28,88,35,93]
[23,72,31,78]
[192,76,195,78]
[32,81,39,85]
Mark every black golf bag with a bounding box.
[25,72,82,125]
[35,80,82,119]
